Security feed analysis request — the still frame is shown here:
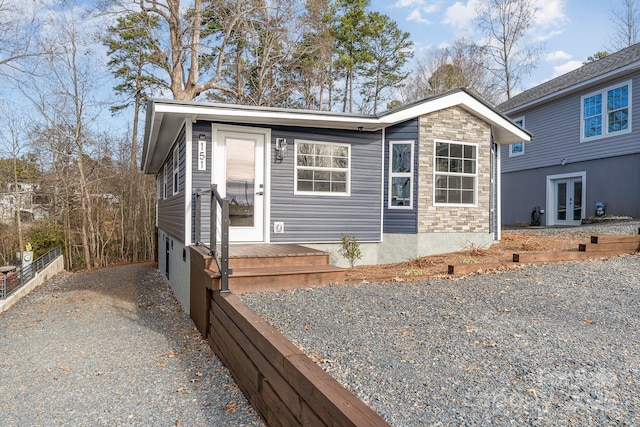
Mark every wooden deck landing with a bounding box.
[207,243,345,293]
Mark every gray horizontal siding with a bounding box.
[501,153,640,225]
[158,126,186,242]
[270,126,382,243]
[502,73,640,173]
[383,119,419,234]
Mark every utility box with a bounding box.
[595,202,606,217]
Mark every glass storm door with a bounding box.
[555,178,582,226]
[214,130,265,242]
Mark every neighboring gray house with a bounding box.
[499,43,640,226]
[142,88,529,311]
[0,182,48,224]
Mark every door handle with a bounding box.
[256,191,264,196]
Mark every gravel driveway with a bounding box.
[0,263,263,427]
[241,223,640,426]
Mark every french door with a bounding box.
[213,129,266,242]
[551,176,583,226]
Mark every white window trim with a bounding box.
[432,139,478,207]
[388,140,414,209]
[509,116,525,157]
[580,80,632,142]
[157,174,163,200]
[162,165,168,199]
[172,144,179,195]
[294,139,351,196]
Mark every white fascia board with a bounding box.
[152,102,380,131]
[142,110,164,173]
[380,91,531,144]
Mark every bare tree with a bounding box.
[475,0,540,100]
[609,0,640,51]
[209,0,302,107]
[129,0,260,101]
[400,39,499,105]
[0,0,42,74]
[22,1,109,269]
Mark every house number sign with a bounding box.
[198,139,206,170]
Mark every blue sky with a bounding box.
[370,0,614,94]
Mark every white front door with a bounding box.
[214,129,266,242]
[550,176,584,226]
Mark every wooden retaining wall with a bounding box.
[190,246,390,427]
[209,292,390,426]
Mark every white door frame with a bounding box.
[546,171,586,226]
[212,124,271,243]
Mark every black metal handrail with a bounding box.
[195,184,232,292]
[1,246,62,299]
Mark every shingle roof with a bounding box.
[498,42,640,113]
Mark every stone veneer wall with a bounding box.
[418,106,492,233]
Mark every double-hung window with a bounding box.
[581,80,631,141]
[172,145,179,194]
[434,140,477,205]
[509,117,525,157]
[295,140,350,195]
[389,141,414,208]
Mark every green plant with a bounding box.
[463,258,477,265]
[26,219,65,257]
[338,234,362,268]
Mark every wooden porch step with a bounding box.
[208,264,346,293]
[229,253,330,269]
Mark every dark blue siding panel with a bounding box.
[158,126,186,242]
[269,126,383,243]
[383,119,419,233]
[191,121,213,244]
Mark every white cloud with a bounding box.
[553,60,583,77]
[399,1,441,25]
[533,0,568,27]
[443,0,481,31]
[545,50,571,62]
[407,8,431,24]
[393,0,426,6]
[530,0,568,42]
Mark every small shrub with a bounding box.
[339,234,362,268]
[26,219,64,257]
[463,258,477,265]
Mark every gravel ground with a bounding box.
[0,263,263,427]
[241,222,640,426]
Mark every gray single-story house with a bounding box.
[142,88,530,311]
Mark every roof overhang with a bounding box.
[141,88,531,174]
[501,59,640,115]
